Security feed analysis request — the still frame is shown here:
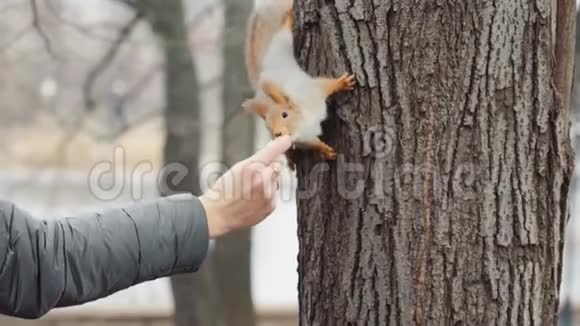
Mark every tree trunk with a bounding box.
[140,1,221,325]
[293,0,574,325]
[212,0,257,325]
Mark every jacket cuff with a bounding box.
[127,194,210,281]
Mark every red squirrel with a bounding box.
[243,0,356,170]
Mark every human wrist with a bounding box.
[199,194,230,239]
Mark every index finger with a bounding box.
[251,135,292,164]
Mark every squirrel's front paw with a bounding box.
[338,73,356,91]
[320,146,337,160]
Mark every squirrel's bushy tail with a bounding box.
[245,0,293,89]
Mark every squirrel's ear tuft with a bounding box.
[242,98,269,119]
[261,80,289,105]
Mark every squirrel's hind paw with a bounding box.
[320,146,337,161]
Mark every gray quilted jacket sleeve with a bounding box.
[0,194,209,319]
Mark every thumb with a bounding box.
[251,135,292,165]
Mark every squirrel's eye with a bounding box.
[282,112,288,119]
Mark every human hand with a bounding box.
[199,135,292,238]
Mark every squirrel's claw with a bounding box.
[338,73,357,91]
[320,146,337,160]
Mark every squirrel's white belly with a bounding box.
[285,79,328,142]
[293,118,323,142]
[287,86,327,142]
[261,61,329,142]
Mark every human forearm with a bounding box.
[0,194,209,319]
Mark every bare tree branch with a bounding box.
[117,62,162,107]
[83,13,142,112]
[45,0,220,47]
[45,0,131,44]
[29,0,60,60]
[82,69,222,142]
[70,69,220,143]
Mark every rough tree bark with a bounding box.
[293,0,574,325]
[140,1,221,325]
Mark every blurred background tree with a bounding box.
[212,0,257,325]
[121,0,256,325]
[0,0,273,325]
